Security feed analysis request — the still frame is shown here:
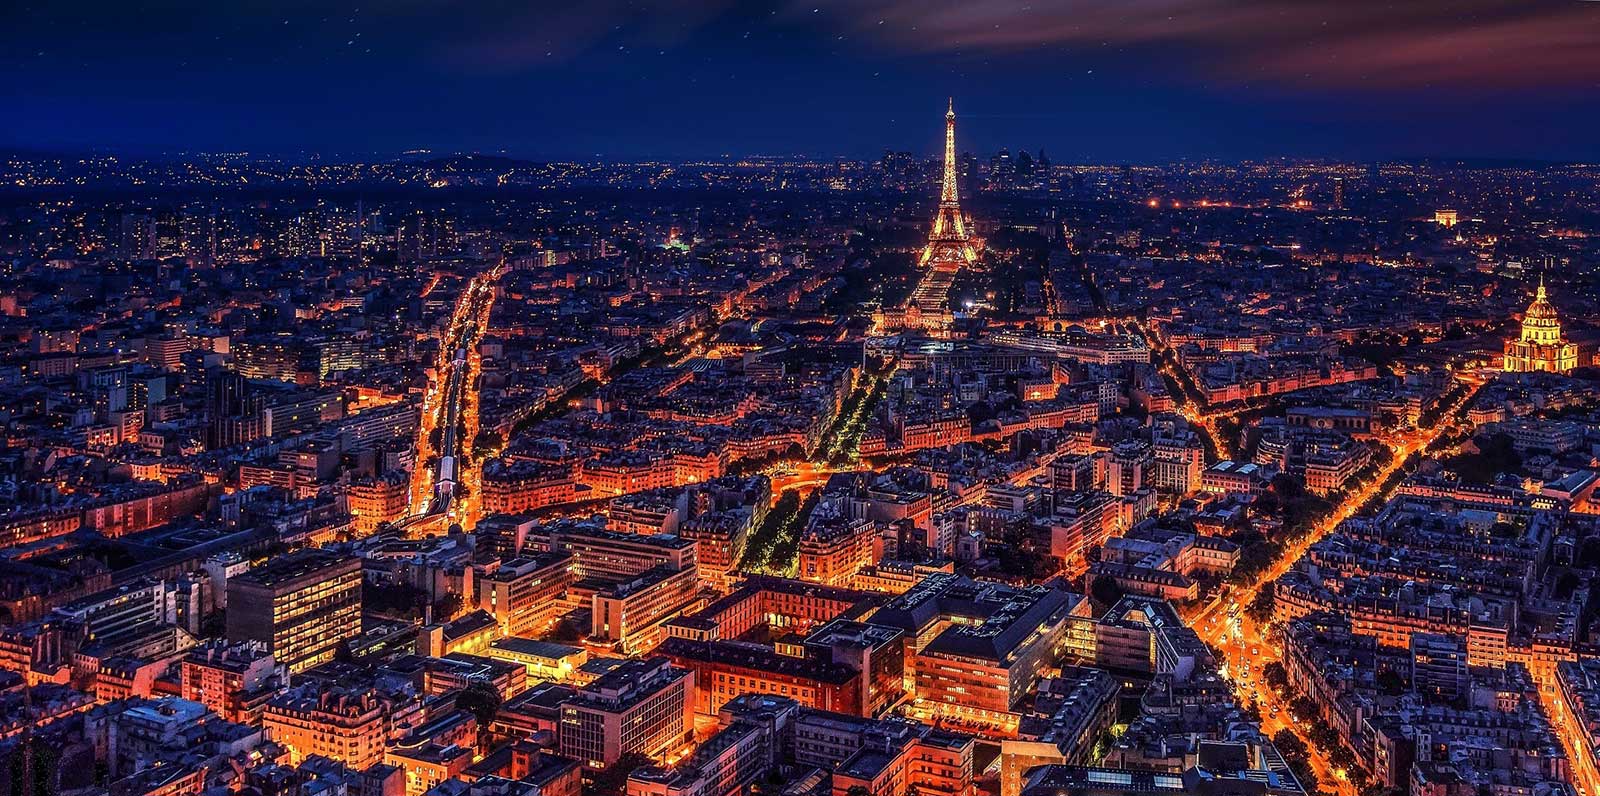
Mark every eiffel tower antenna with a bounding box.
[923,98,972,264]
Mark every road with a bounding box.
[1131,318,1325,464]
[1184,376,1481,795]
[1541,660,1600,796]
[406,263,504,528]
[769,464,838,498]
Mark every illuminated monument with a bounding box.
[920,98,977,269]
[879,99,978,335]
[1504,277,1578,373]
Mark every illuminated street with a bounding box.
[407,263,505,527]
[1188,376,1485,796]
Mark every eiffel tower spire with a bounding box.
[941,98,958,205]
[921,99,975,270]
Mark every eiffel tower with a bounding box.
[920,98,976,270]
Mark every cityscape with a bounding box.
[3,5,1600,796]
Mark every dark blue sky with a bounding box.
[4,1,1599,162]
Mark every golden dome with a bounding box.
[1506,276,1578,374]
[1525,279,1559,322]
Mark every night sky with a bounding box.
[4,0,1599,162]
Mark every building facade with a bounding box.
[1504,279,1578,373]
[225,549,362,673]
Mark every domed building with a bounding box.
[1503,278,1578,373]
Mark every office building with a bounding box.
[226,549,362,673]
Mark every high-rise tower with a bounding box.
[920,99,976,270]
[878,100,979,335]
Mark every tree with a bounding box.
[1441,433,1521,484]
[1258,475,1333,538]
[546,617,583,643]
[742,489,802,570]
[1290,696,1318,722]
[1580,537,1600,570]
[993,540,1053,581]
[1271,729,1318,795]
[1295,767,1320,796]
[433,592,464,622]
[1229,540,1282,586]
[1329,744,1357,771]
[1262,661,1289,691]
[457,680,503,726]
[1272,729,1309,766]
[1309,723,1341,751]
[1247,581,1277,623]
[1090,574,1126,610]
[363,579,430,619]
[1349,769,1372,792]
[472,429,503,457]
[587,752,655,796]
[1375,669,1407,696]
[456,680,503,750]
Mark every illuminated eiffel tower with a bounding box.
[920,98,976,270]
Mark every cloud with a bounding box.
[799,0,1600,89]
[430,0,734,69]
